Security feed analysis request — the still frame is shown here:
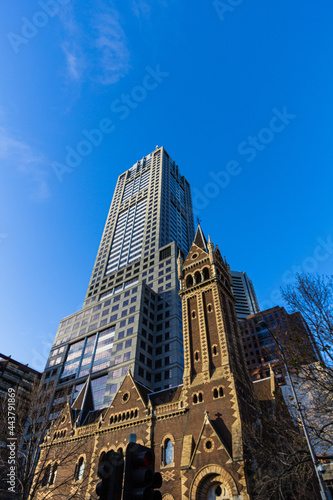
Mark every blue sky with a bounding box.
[1,0,333,370]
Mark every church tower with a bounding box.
[178,224,257,469]
[178,224,252,388]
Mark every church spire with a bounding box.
[193,223,207,251]
[71,375,94,426]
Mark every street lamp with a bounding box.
[259,321,331,500]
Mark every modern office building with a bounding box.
[0,354,41,495]
[230,271,260,320]
[239,306,318,384]
[44,146,195,417]
[0,353,41,407]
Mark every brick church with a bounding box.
[30,227,292,499]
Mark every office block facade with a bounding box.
[44,147,195,416]
[239,306,318,384]
[230,271,260,320]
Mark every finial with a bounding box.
[196,216,201,225]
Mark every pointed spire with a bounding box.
[71,375,94,426]
[193,223,207,251]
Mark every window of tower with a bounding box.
[74,457,85,481]
[186,275,193,287]
[202,267,210,280]
[194,350,199,361]
[194,271,201,284]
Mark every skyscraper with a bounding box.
[230,271,260,320]
[45,146,195,416]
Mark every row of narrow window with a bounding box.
[186,267,210,287]
[54,430,66,439]
[109,408,138,424]
[193,387,224,403]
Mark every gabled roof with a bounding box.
[193,223,208,251]
[71,375,94,426]
[189,411,232,467]
[103,370,152,420]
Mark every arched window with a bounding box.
[162,439,174,466]
[207,304,212,313]
[213,386,224,399]
[74,457,85,481]
[202,267,210,280]
[49,463,58,485]
[186,275,193,287]
[198,392,203,403]
[212,345,218,356]
[195,351,199,361]
[192,311,196,319]
[194,271,201,284]
[193,394,198,404]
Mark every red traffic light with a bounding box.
[123,443,162,500]
[132,449,153,468]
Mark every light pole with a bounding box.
[259,321,331,500]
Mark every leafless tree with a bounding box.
[281,273,333,454]
[247,393,318,499]
[0,378,88,500]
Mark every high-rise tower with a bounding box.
[45,147,195,416]
[230,271,260,320]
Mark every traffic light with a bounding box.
[123,442,162,500]
[96,450,124,500]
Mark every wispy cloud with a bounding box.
[0,127,50,201]
[92,10,130,85]
[62,44,84,81]
[131,0,151,19]
[59,3,130,86]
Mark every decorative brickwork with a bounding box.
[32,226,277,499]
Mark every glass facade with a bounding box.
[106,199,147,274]
[45,147,195,416]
